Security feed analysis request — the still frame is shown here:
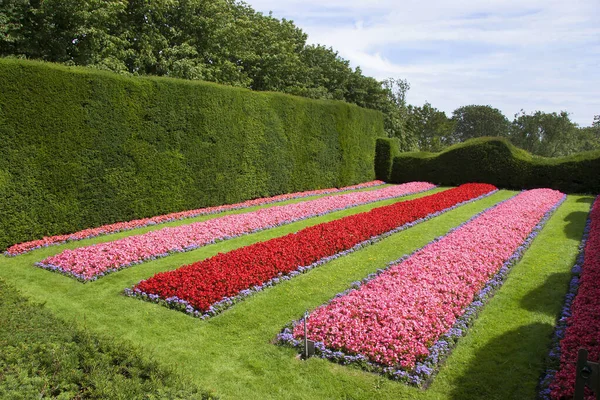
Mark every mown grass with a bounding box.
[0,190,592,399]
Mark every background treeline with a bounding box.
[1,0,598,156]
[407,104,600,157]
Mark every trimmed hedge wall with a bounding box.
[390,137,600,194]
[0,58,384,250]
[374,137,398,182]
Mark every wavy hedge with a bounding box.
[389,138,600,194]
[0,58,384,250]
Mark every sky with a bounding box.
[247,0,599,127]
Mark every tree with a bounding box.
[509,110,579,157]
[377,78,417,151]
[573,115,600,152]
[408,102,455,152]
[450,105,510,143]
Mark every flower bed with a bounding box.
[278,188,565,386]
[125,183,497,319]
[6,181,386,256]
[539,197,599,400]
[37,182,434,281]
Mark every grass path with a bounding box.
[0,191,592,399]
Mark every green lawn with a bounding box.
[0,190,592,399]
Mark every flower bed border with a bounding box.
[6,181,386,256]
[35,183,434,282]
[276,192,566,388]
[537,196,598,400]
[124,187,498,320]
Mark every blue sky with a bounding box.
[248,0,599,126]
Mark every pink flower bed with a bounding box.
[286,188,564,382]
[37,182,435,281]
[6,180,385,256]
[543,197,600,400]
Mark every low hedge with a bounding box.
[390,137,600,194]
[0,58,384,250]
[0,278,215,399]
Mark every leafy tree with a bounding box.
[574,115,600,152]
[509,110,580,157]
[450,105,510,143]
[378,78,417,151]
[408,102,455,152]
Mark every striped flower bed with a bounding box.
[539,197,599,400]
[125,183,496,319]
[278,188,565,386]
[6,180,386,256]
[37,182,434,281]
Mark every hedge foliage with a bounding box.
[374,137,399,181]
[0,58,384,250]
[0,278,215,399]
[390,137,600,194]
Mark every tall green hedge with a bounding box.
[390,137,600,194]
[374,137,398,182]
[0,59,384,250]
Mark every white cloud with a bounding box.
[247,0,600,126]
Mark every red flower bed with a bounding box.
[129,183,496,317]
[550,198,600,400]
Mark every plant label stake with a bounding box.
[574,348,600,400]
[303,310,315,359]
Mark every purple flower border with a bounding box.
[124,189,499,320]
[34,185,435,282]
[537,196,598,400]
[5,181,387,256]
[276,192,567,388]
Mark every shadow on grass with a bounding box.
[564,210,591,240]
[520,272,571,317]
[449,323,552,400]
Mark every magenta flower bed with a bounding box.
[6,180,386,256]
[126,183,496,319]
[539,197,600,400]
[37,182,434,281]
[279,188,565,385]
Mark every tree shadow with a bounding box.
[449,323,553,400]
[520,272,571,317]
[564,211,590,240]
[576,197,595,203]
